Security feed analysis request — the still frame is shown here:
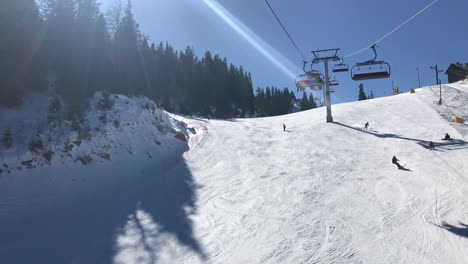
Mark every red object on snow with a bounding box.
[438,98,443,105]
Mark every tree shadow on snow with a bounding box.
[437,222,468,239]
[0,158,206,263]
[333,121,468,152]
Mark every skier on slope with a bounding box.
[443,133,451,140]
[429,141,435,150]
[392,156,402,169]
[283,124,286,131]
[364,122,369,130]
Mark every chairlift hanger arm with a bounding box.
[361,44,378,64]
[302,60,308,73]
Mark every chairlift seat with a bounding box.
[332,63,349,73]
[296,79,323,89]
[332,67,349,73]
[352,71,390,80]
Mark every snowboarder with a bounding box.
[364,122,369,130]
[429,141,435,150]
[443,133,451,140]
[283,124,286,131]
[392,155,402,169]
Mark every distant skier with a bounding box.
[364,122,369,130]
[392,155,402,169]
[443,133,451,140]
[283,124,286,131]
[429,141,435,150]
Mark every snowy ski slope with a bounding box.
[174,83,468,264]
[1,83,468,263]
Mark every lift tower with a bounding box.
[312,49,341,123]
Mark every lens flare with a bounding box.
[202,0,299,80]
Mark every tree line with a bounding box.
[0,0,299,119]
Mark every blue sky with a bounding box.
[101,0,468,103]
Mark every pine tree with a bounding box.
[105,0,123,36]
[44,0,76,71]
[113,0,141,94]
[0,0,45,106]
[358,83,367,101]
[2,129,13,149]
[48,95,62,123]
[265,87,272,115]
[308,93,317,109]
[300,92,310,111]
[92,13,113,91]
[245,73,255,114]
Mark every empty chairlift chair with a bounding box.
[351,44,391,81]
[328,75,339,87]
[332,58,349,73]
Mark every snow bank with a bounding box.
[0,92,195,210]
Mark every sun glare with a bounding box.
[202,0,299,80]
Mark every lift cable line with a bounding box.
[263,0,307,61]
[343,0,440,58]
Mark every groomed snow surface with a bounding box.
[1,83,468,263]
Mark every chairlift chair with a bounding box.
[295,76,323,90]
[328,75,339,86]
[332,58,349,73]
[351,45,391,81]
[295,60,324,90]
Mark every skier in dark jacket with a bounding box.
[392,156,401,168]
[283,124,286,131]
[429,141,435,150]
[443,133,451,140]
[364,122,369,130]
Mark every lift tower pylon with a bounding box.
[312,48,341,123]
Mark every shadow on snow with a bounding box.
[333,121,468,152]
[0,158,206,263]
[436,222,468,239]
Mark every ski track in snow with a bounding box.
[1,84,468,263]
